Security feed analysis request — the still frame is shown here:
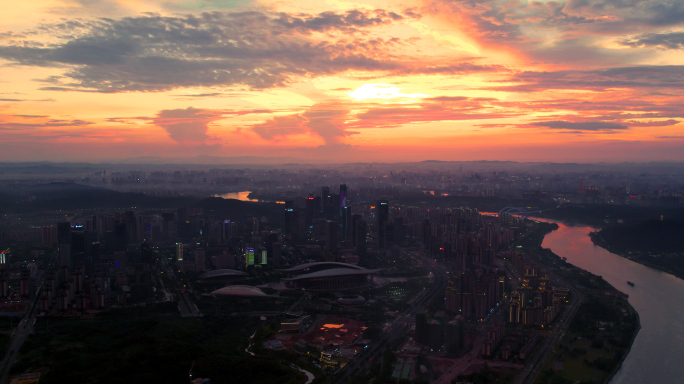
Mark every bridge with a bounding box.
[497,207,542,216]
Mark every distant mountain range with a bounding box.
[0,158,683,174]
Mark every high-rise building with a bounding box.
[339,184,347,217]
[194,249,205,272]
[176,242,184,261]
[245,247,255,266]
[57,222,71,245]
[428,320,444,351]
[305,194,315,227]
[342,206,352,241]
[284,201,294,234]
[42,225,57,248]
[445,320,462,354]
[272,243,282,267]
[321,186,330,218]
[377,200,389,250]
[352,216,367,257]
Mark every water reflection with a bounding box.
[536,219,684,384]
[213,191,285,204]
[214,191,258,202]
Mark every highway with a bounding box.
[0,284,43,384]
[161,257,202,317]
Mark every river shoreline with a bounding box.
[589,232,684,282]
[528,218,641,384]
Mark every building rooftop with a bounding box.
[211,285,271,297]
[199,269,248,279]
[282,268,383,281]
[278,262,366,273]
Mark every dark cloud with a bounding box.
[424,0,684,66]
[564,0,684,27]
[0,10,417,93]
[398,63,507,75]
[620,32,684,49]
[529,120,628,131]
[0,117,93,130]
[273,9,403,33]
[486,66,684,92]
[152,107,223,143]
[627,119,679,127]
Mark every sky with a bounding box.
[1,0,683,163]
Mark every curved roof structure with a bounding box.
[282,268,383,281]
[278,262,366,273]
[199,269,248,279]
[211,285,271,297]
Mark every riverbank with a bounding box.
[589,232,684,282]
[535,218,684,384]
[520,221,640,384]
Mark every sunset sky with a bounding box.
[1,0,683,163]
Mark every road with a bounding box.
[513,281,585,384]
[332,248,447,384]
[0,284,43,384]
[161,259,202,317]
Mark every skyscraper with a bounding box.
[176,242,184,261]
[377,200,389,250]
[339,184,347,217]
[58,222,71,268]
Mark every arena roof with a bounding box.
[281,268,383,281]
[199,269,248,279]
[278,262,366,273]
[211,285,271,297]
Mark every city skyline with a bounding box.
[1,0,683,163]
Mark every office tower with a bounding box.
[342,206,352,241]
[321,186,330,218]
[377,200,389,250]
[339,184,347,217]
[305,194,315,227]
[284,201,294,234]
[325,220,338,253]
[245,247,255,266]
[176,242,184,261]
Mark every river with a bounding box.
[213,191,259,202]
[213,191,285,204]
[537,219,684,384]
